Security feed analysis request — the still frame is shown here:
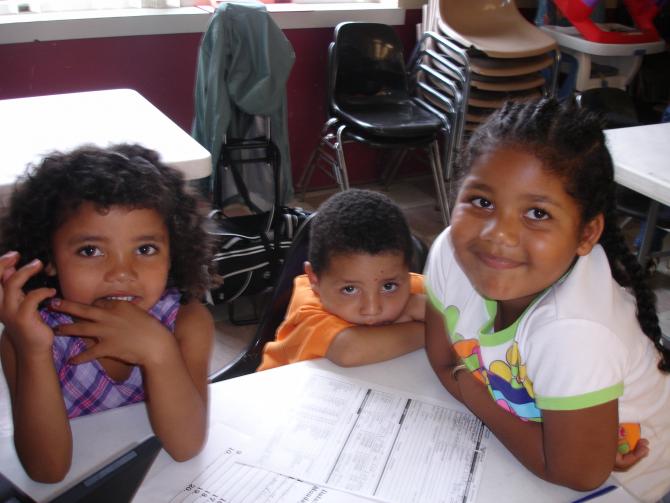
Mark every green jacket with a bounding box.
[193,0,295,205]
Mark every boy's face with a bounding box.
[305,251,411,326]
[46,203,171,312]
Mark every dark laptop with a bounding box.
[0,435,161,503]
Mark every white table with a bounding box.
[0,351,591,502]
[605,122,670,264]
[0,89,211,202]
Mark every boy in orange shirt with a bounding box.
[258,189,425,371]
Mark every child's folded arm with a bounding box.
[456,368,617,491]
[427,302,618,490]
[425,302,464,402]
[325,321,424,367]
[143,299,213,462]
[0,333,72,483]
[395,293,426,323]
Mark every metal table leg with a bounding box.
[638,199,660,269]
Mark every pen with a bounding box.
[571,485,618,503]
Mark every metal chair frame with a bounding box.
[299,116,449,224]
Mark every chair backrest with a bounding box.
[330,22,411,111]
[437,0,556,58]
[210,213,316,382]
[409,234,429,274]
[209,211,430,382]
[575,88,640,129]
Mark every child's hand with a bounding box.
[0,252,57,354]
[395,293,426,323]
[614,438,649,472]
[50,298,177,367]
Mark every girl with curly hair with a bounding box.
[0,144,215,482]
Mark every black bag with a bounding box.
[206,205,310,305]
[205,136,311,319]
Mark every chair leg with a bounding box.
[334,124,350,191]
[302,131,349,194]
[297,143,321,200]
[638,200,660,270]
[296,118,340,199]
[382,150,408,190]
[429,139,449,225]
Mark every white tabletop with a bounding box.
[0,89,211,201]
[605,122,670,206]
[0,351,590,502]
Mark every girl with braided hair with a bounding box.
[424,98,670,501]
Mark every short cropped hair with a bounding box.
[308,189,413,275]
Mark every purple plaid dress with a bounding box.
[40,288,181,419]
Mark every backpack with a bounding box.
[206,205,311,306]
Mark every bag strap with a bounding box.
[218,139,265,214]
[219,138,283,281]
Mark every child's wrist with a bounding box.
[16,347,54,367]
[140,334,181,368]
[451,363,468,380]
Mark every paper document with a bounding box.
[138,423,378,502]
[169,448,379,503]
[247,372,489,503]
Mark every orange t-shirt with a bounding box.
[257,273,425,371]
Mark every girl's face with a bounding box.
[450,147,603,316]
[46,203,171,311]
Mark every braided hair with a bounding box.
[458,97,669,372]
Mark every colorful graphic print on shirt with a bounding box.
[444,304,541,422]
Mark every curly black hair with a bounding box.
[458,97,669,372]
[0,144,215,302]
[308,189,413,275]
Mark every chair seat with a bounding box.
[343,126,439,149]
[468,53,554,77]
[335,98,443,138]
[470,72,545,92]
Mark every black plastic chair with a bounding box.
[297,22,450,224]
[209,212,429,382]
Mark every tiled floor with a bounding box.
[208,175,670,376]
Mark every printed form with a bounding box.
[246,371,489,503]
[157,371,489,503]
[138,424,377,503]
[168,447,378,503]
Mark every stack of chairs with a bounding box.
[413,0,560,142]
